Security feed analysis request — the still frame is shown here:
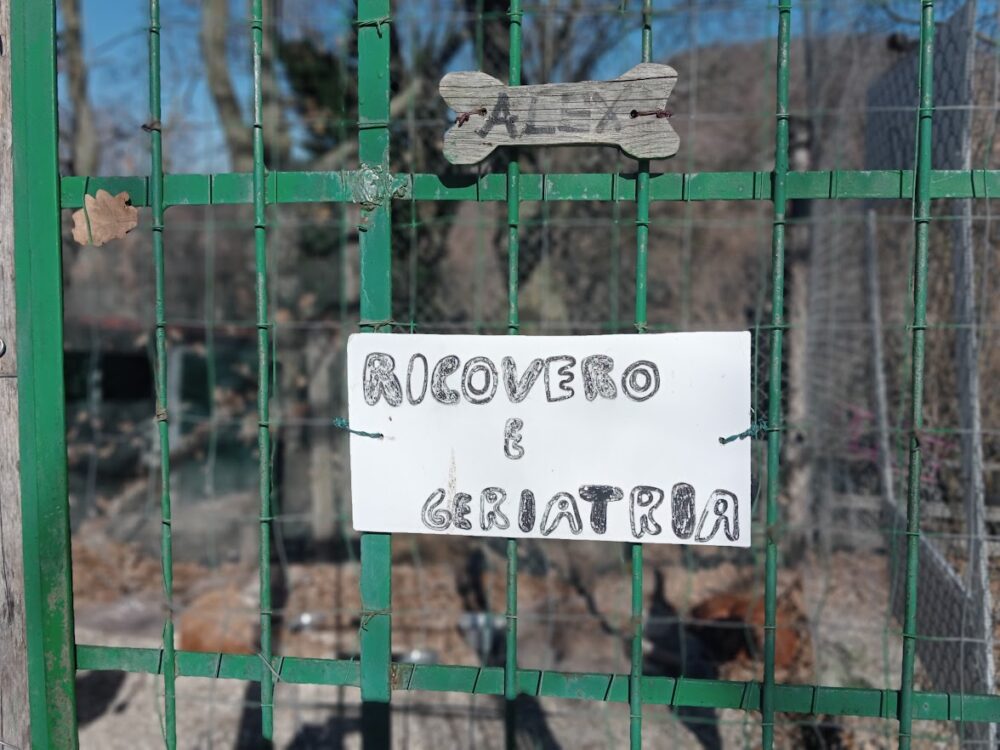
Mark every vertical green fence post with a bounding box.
[762,1,791,748]
[10,1,78,747]
[504,2,523,748]
[250,0,276,740]
[629,3,653,748]
[357,1,393,747]
[147,1,177,746]
[898,3,935,748]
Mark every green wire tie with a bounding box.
[258,652,283,683]
[359,607,392,631]
[719,416,769,445]
[358,318,416,332]
[354,15,391,36]
[333,417,383,440]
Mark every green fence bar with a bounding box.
[73,643,1000,723]
[504,2,523,748]
[898,2,936,748]
[11,1,79,747]
[629,2,654,747]
[357,1,394,747]
[762,1,792,748]
[57,168,1000,209]
[249,0,276,740]
[147,0,177,746]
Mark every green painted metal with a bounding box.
[628,543,644,746]
[628,3,653,747]
[249,0,276,740]
[504,537,519,749]
[147,0,177,745]
[73,645,1000,724]
[898,2,935,748]
[762,2,791,748]
[505,3,523,748]
[11,1,79,747]
[357,1,393,747]
[57,168,1000,208]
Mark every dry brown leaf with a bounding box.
[71,189,138,246]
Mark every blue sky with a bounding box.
[72,1,925,173]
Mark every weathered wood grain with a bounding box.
[0,0,31,746]
[440,63,679,164]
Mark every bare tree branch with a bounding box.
[311,77,424,170]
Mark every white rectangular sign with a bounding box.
[347,332,751,547]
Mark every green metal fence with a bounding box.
[10,0,1000,748]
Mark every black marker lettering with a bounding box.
[544,356,576,402]
[461,356,498,405]
[421,489,452,530]
[452,492,473,531]
[480,487,510,531]
[581,355,617,401]
[362,353,402,406]
[431,355,461,404]
[406,353,429,405]
[671,483,696,539]
[540,492,583,536]
[504,417,525,460]
[695,490,739,542]
[518,490,536,532]
[502,356,544,403]
[630,485,664,538]
[579,485,624,534]
[621,360,660,402]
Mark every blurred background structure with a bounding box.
[49,0,1000,747]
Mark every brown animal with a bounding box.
[687,578,847,748]
[689,577,809,677]
[178,587,257,655]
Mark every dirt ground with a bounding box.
[71,521,972,749]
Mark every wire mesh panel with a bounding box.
[804,3,999,747]
[8,0,1000,749]
[863,0,994,711]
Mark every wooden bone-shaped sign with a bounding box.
[440,63,679,164]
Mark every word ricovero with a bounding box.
[362,352,661,407]
[421,483,741,544]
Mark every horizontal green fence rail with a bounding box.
[59,169,1000,208]
[75,645,1000,724]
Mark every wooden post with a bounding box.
[0,1,32,748]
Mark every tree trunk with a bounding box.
[60,0,99,176]
[306,334,340,546]
[201,0,252,170]
[201,0,288,171]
